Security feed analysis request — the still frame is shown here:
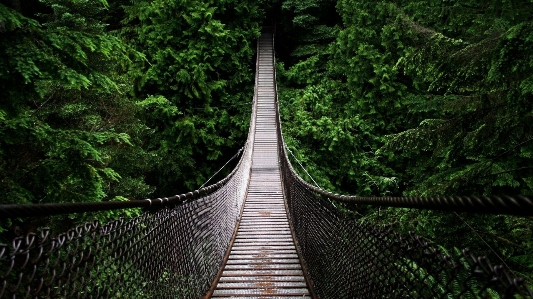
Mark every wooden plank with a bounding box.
[221,269,305,277]
[224,264,303,270]
[218,276,306,282]
[212,288,309,296]
[212,297,310,299]
[228,254,299,260]
[215,282,308,289]
[230,250,298,255]
[225,259,301,264]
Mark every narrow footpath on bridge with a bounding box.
[206,33,312,298]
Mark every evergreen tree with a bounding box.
[0,0,152,206]
[123,0,262,194]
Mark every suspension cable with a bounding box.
[200,146,244,189]
[280,144,533,215]
[285,143,322,189]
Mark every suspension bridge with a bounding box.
[1,33,533,298]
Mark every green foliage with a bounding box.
[382,1,533,196]
[0,0,155,238]
[279,0,338,63]
[280,0,533,197]
[123,0,261,194]
[277,0,399,195]
[0,0,264,209]
[0,0,148,205]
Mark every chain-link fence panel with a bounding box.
[279,153,533,298]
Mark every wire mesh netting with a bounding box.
[0,168,251,298]
[279,154,533,298]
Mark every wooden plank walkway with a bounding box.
[209,33,311,298]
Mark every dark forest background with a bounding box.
[1,0,532,285]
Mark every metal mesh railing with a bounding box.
[0,106,254,299]
[0,154,252,299]
[279,161,533,297]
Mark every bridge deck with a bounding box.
[210,34,311,298]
